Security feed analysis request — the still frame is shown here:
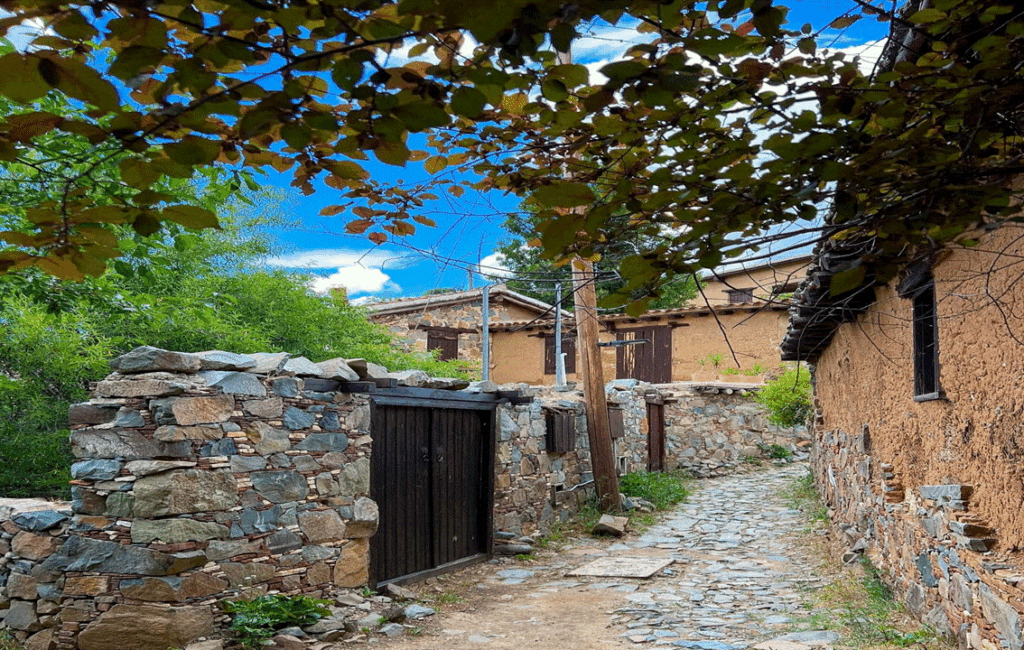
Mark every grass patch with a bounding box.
[785,470,829,528]
[222,594,331,649]
[618,470,692,510]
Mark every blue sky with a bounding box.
[253,4,890,302]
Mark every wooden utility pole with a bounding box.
[571,256,621,511]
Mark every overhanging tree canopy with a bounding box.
[1,0,1022,311]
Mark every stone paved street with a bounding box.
[378,463,843,650]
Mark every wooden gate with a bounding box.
[616,326,672,383]
[369,394,495,586]
[646,401,666,471]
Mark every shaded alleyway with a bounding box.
[373,463,843,650]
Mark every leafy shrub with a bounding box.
[755,367,813,427]
[618,470,691,510]
[223,594,331,648]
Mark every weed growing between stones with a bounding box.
[759,443,793,460]
[0,631,23,650]
[429,591,464,606]
[222,594,331,649]
[785,470,830,528]
[619,470,692,510]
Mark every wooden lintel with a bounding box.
[409,324,477,335]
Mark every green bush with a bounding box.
[223,594,331,649]
[755,367,813,427]
[618,470,691,510]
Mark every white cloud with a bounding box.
[265,248,404,270]
[478,251,512,279]
[308,266,400,295]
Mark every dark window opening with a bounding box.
[544,335,576,375]
[608,406,625,439]
[726,288,755,304]
[912,280,941,399]
[427,329,459,361]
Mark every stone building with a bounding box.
[781,225,1024,650]
[365,285,552,371]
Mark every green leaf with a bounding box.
[163,137,221,166]
[132,212,162,236]
[829,15,860,29]
[600,61,647,83]
[909,8,947,24]
[450,87,487,118]
[373,140,411,166]
[542,79,568,102]
[424,156,448,174]
[281,123,312,149]
[331,58,364,89]
[160,205,219,230]
[41,55,120,112]
[109,46,165,81]
[829,266,866,296]
[0,54,50,103]
[533,182,596,208]
[391,102,450,131]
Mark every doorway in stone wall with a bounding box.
[368,392,496,586]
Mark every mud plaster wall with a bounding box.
[0,350,377,650]
[812,225,1024,649]
[490,309,789,385]
[700,258,810,307]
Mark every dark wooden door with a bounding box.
[427,329,459,361]
[616,326,672,383]
[646,402,665,472]
[370,402,492,586]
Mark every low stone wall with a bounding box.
[661,383,810,478]
[813,427,1023,650]
[0,347,378,650]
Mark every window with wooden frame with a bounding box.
[426,328,459,361]
[543,335,576,375]
[608,406,625,439]
[726,288,755,304]
[544,410,576,453]
[911,279,942,400]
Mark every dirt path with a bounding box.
[365,463,834,650]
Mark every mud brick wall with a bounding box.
[813,427,1023,650]
[492,382,657,536]
[661,384,810,478]
[0,347,378,650]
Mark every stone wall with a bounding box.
[661,383,811,478]
[492,381,653,536]
[0,347,378,650]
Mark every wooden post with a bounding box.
[572,256,621,512]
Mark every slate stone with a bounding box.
[152,425,223,442]
[268,453,292,468]
[220,561,276,587]
[7,571,38,599]
[230,455,268,472]
[242,397,284,418]
[337,457,370,494]
[672,642,741,650]
[979,583,1023,650]
[133,469,239,517]
[110,346,201,374]
[270,377,301,398]
[194,350,257,371]
[424,377,470,390]
[199,371,267,397]
[68,402,120,426]
[240,506,281,535]
[71,429,191,460]
[12,510,69,532]
[466,380,499,393]
[106,492,135,518]
[41,536,206,576]
[77,604,214,650]
[124,460,196,477]
[149,397,177,425]
[249,352,291,374]
[266,528,303,554]
[95,378,189,398]
[403,605,436,620]
[298,509,347,543]
[293,455,321,472]
[318,410,342,431]
[113,407,146,428]
[4,599,40,631]
[245,421,292,455]
[12,529,66,559]
[283,356,323,376]
[71,459,124,481]
[206,539,264,561]
[283,406,316,430]
[302,545,340,563]
[295,433,349,453]
[200,438,238,457]
[388,369,431,387]
[171,395,236,426]
[333,539,369,587]
[320,452,347,469]
[347,497,379,538]
[131,518,230,544]
[769,631,841,646]
[316,358,359,381]
[916,553,939,588]
[251,470,309,503]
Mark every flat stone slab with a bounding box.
[567,556,674,578]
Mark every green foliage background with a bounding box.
[755,367,814,428]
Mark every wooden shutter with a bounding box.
[544,410,576,453]
[427,329,459,361]
[544,335,577,375]
[615,326,672,383]
[608,406,625,439]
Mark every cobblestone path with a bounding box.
[380,462,841,650]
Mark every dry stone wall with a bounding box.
[0,347,377,650]
[661,383,811,478]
